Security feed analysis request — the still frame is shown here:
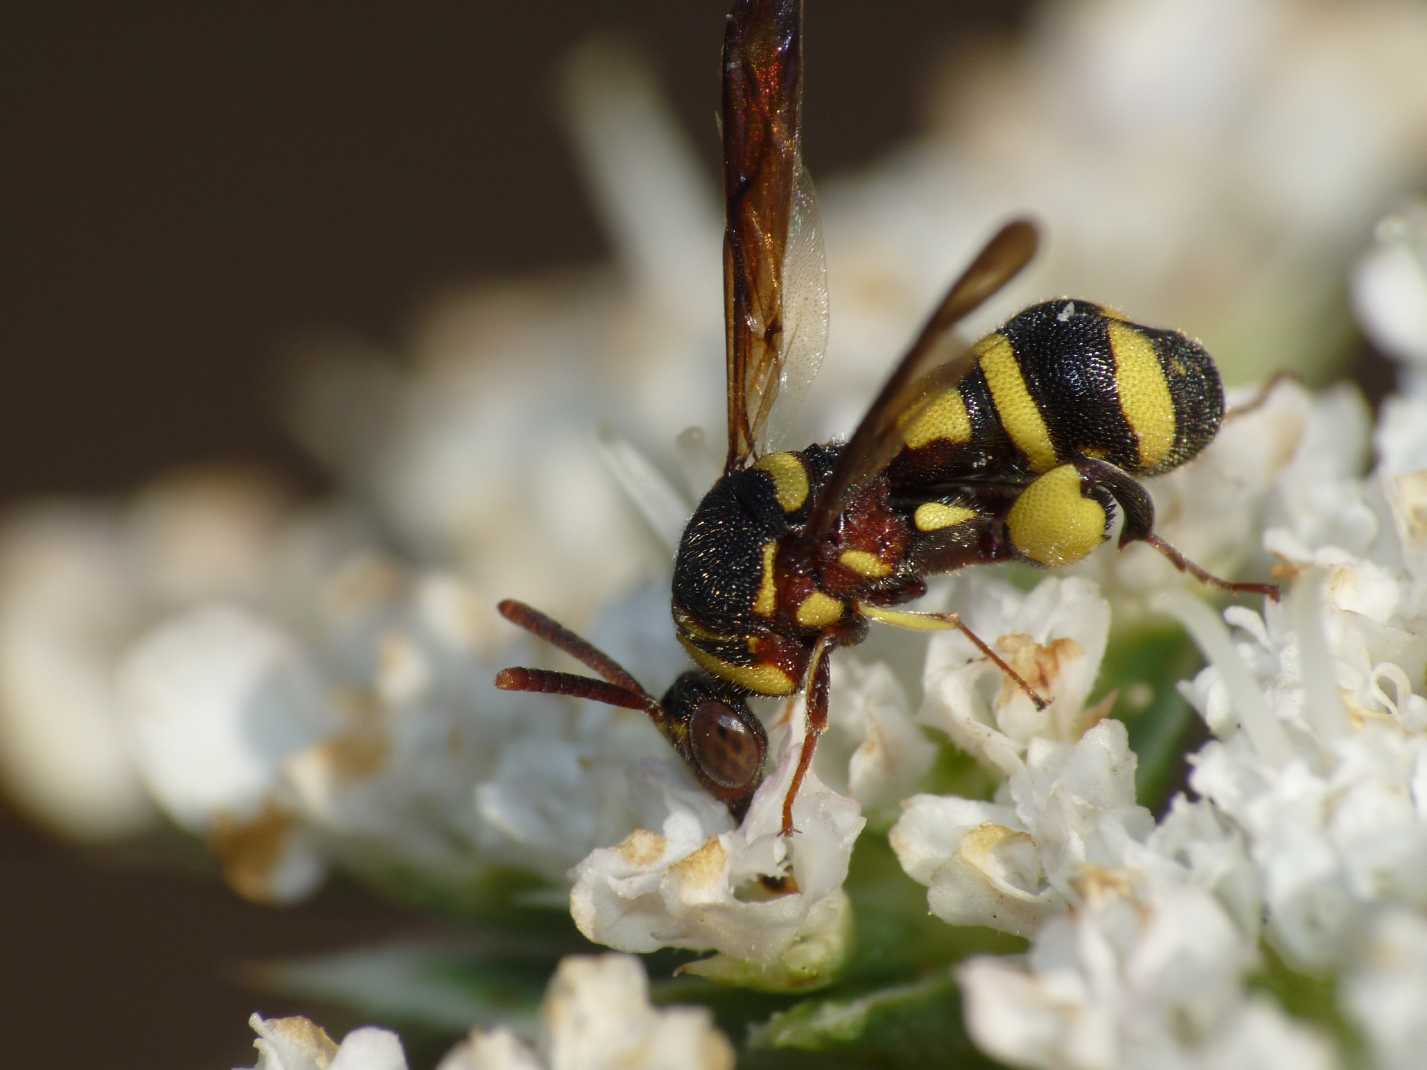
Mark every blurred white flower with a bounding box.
[117,557,714,903]
[912,0,1427,386]
[1170,589,1427,969]
[1353,203,1427,372]
[284,47,730,642]
[1342,911,1427,1070]
[243,955,734,1070]
[0,469,316,840]
[1130,794,1263,946]
[439,955,734,1070]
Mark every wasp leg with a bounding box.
[1225,371,1298,421]
[782,635,834,836]
[857,603,1048,710]
[1142,532,1281,602]
[1070,457,1280,602]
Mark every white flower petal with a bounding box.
[436,1030,544,1070]
[921,575,1110,777]
[957,882,1332,1070]
[891,793,1057,936]
[892,720,1150,937]
[435,955,734,1070]
[570,711,862,978]
[243,1015,409,1070]
[811,655,935,820]
[541,955,733,1070]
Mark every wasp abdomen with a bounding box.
[893,300,1223,487]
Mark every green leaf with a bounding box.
[920,735,1001,802]
[1249,943,1365,1065]
[342,858,568,924]
[247,942,548,1033]
[746,972,1004,1068]
[1099,623,1204,810]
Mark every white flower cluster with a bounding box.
[883,214,1427,1068]
[239,954,734,1070]
[1151,214,1427,1068]
[958,881,1338,1070]
[888,571,1341,1067]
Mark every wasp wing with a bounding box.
[804,219,1039,543]
[759,162,829,453]
[722,0,823,473]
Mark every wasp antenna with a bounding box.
[496,599,650,694]
[1224,371,1298,421]
[494,667,667,723]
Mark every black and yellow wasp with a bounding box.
[497,0,1276,834]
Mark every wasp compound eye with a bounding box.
[690,700,766,790]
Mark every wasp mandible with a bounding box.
[496,0,1277,835]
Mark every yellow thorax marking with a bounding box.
[978,334,1058,472]
[1108,321,1176,471]
[755,452,810,513]
[900,389,972,450]
[795,591,844,628]
[679,635,796,696]
[913,502,978,532]
[839,549,892,579]
[753,541,778,617]
[1006,464,1107,567]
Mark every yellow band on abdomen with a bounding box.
[1109,321,1176,472]
[900,389,972,450]
[978,335,1058,472]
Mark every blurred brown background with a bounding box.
[1,2,1024,1065]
